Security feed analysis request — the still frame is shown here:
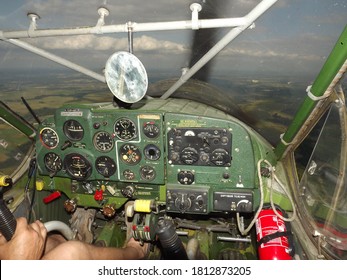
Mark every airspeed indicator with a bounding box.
[40,127,59,149]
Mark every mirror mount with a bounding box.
[127,22,134,54]
[112,96,133,109]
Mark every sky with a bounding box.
[0,0,346,81]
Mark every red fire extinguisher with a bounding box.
[255,204,295,260]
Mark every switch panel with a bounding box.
[166,186,209,214]
[213,191,253,213]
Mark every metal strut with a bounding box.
[0,0,278,86]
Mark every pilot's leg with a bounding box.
[42,237,148,260]
[44,233,66,255]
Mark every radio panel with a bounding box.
[167,128,232,167]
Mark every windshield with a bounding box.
[0,0,346,145]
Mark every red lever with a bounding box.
[94,189,104,201]
[43,191,61,204]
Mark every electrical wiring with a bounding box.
[237,159,297,236]
[237,159,266,236]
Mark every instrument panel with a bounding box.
[37,107,165,184]
[35,101,259,214]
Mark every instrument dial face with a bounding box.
[120,144,141,165]
[40,127,59,149]
[114,118,137,140]
[95,156,117,177]
[64,153,92,180]
[123,169,135,180]
[44,152,62,173]
[180,147,199,165]
[211,148,230,166]
[143,122,160,138]
[140,165,156,181]
[144,144,161,161]
[63,120,84,141]
[93,131,114,152]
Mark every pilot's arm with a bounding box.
[0,217,47,260]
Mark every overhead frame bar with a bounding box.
[0,0,278,94]
[0,19,249,39]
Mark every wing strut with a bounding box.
[160,0,278,99]
[274,25,347,159]
[3,39,106,83]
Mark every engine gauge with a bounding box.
[95,156,117,177]
[140,165,156,181]
[123,169,135,180]
[40,127,59,149]
[44,152,62,173]
[114,118,137,140]
[64,153,92,180]
[119,144,141,165]
[93,131,114,152]
[144,144,161,161]
[143,122,160,138]
[63,120,84,141]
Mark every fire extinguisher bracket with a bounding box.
[257,231,293,247]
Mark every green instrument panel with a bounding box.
[35,100,259,214]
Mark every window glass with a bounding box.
[294,111,327,181]
[0,119,32,176]
[297,101,347,257]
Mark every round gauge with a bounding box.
[44,152,62,173]
[119,144,141,165]
[123,169,135,180]
[93,131,114,152]
[114,118,137,140]
[40,127,59,149]
[140,165,156,181]
[143,122,160,138]
[211,148,230,166]
[180,147,199,165]
[95,156,117,177]
[64,153,92,180]
[63,120,84,141]
[144,144,161,161]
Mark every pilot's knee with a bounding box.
[43,240,89,260]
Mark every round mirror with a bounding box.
[105,51,148,103]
